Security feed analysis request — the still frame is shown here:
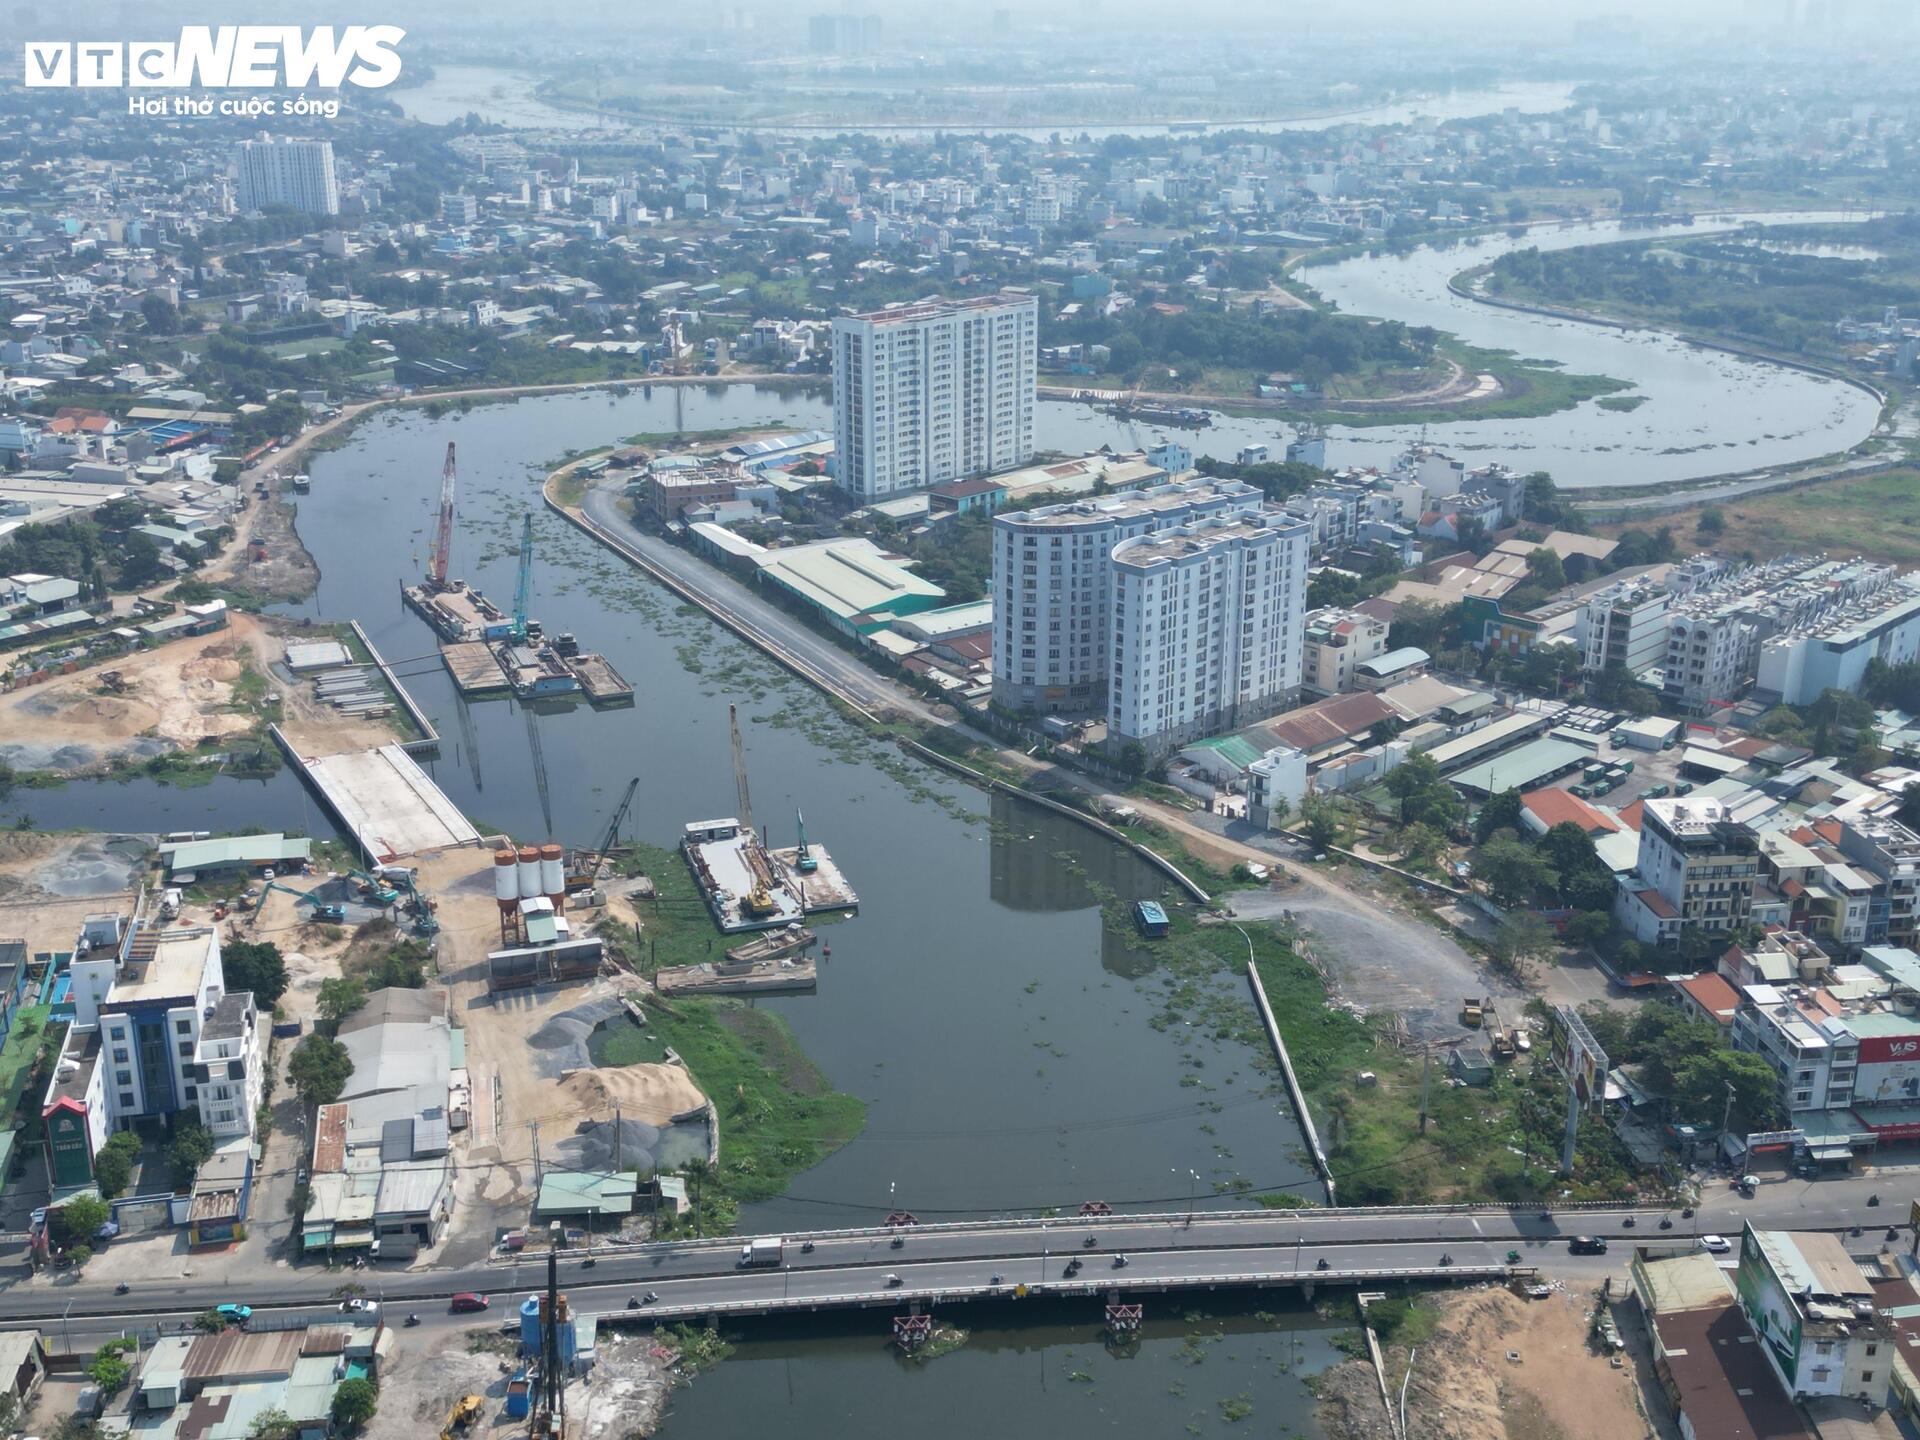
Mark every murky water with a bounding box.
[280,393,1314,1228]
[654,1294,1348,1440]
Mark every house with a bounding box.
[1518,788,1621,839]
[926,476,1007,519]
[0,1332,46,1410]
[131,1324,380,1440]
[1734,1225,1891,1402]
[1672,971,1741,1031]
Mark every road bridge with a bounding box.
[0,1193,1898,1334]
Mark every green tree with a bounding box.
[91,1131,139,1198]
[247,1410,297,1440]
[1299,793,1346,852]
[1564,910,1613,948]
[317,977,366,1027]
[1476,831,1557,907]
[288,1034,354,1107]
[1695,506,1726,537]
[1491,912,1556,980]
[86,1340,135,1392]
[52,1194,110,1248]
[1527,547,1566,591]
[168,1120,216,1188]
[1116,741,1148,780]
[221,939,289,1006]
[140,294,181,335]
[330,1378,378,1432]
[1671,1049,1782,1133]
[1474,788,1525,844]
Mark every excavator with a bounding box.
[253,881,345,926]
[440,1395,485,1440]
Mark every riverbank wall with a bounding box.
[347,619,439,755]
[1246,958,1337,1205]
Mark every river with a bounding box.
[391,66,1576,141]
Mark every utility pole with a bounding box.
[531,1120,542,1189]
[1721,1081,1736,1144]
[1418,1045,1432,1134]
[613,1103,622,1172]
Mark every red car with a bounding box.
[450,1293,490,1313]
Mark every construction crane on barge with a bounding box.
[428,442,457,591]
[729,705,779,918]
[512,512,537,643]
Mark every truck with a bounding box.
[1461,997,1483,1027]
[739,1236,784,1268]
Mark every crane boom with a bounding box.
[430,442,457,588]
[729,704,753,837]
[598,777,640,857]
[512,512,534,641]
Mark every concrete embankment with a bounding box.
[1246,958,1337,1205]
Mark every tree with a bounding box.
[1564,910,1613,948]
[1396,823,1444,868]
[247,1410,298,1440]
[317,977,366,1027]
[140,294,180,335]
[1527,547,1566,592]
[1474,788,1525,844]
[1299,794,1346,852]
[1476,831,1557,907]
[221,939,288,1006]
[1671,1049,1781,1134]
[288,1034,354,1107]
[1491,912,1556,980]
[86,1340,134,1392]
[52,1194,109,1249]
[330,1379,378,1433]
[168,1120,216,1188]
[91,1131,139,1198]
[1116,741,1148,780]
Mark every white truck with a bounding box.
[738,1237,784,1268]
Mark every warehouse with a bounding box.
[753,538,946,636]
[1448,737,1592,798]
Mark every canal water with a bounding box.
[652,1294,1351,1440]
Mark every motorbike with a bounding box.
[1868,1193,1881,1207]
[990,1273,1003,1286]
[1658,1218,1673,1230]
[1439,1253,1453,1266]
[114,1283,130,1295]
[644,1292,658,1304]
[1316,1257,1329,1270]
[1112,1255,1129,1268]
[404,1314,420,1328]
[626,1297,640,1309]
[1681,1207,1695,1219]
[1622,1216,1636,1228]
[890,1235,904,1249]
[1505,1250,1521,1264]
[582,1257,597,1269]
[1082,1235,1097,1248]
[802,1241,815,1253]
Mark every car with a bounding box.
[338,1297,376,1313]
[215,1304,252,1325]
[1567,1236,1609,1256]
[450,1293,490,1313]
[1700,1235,1731,1255]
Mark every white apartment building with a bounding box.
[1577,580,1670,677]
[990,478,1264,715]
[1756,581,1920,706]
[831,293,1037,500]
[1617,796,1760,942]
[1663,608,1755,713]
[235,136,339,216]
[1108,512,1310,754]
[64,910,263,1143]
[1732,985,1861,1115]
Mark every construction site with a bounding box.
[403,444,631,705]
[680,707,858,934]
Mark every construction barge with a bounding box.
[654,954,817,998]
[401,577,512,644]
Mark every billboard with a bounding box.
[1551,1006,1609,1109]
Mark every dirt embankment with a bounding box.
[1318,1286,1654,1440]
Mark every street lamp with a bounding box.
[1173,1167,1200,1228]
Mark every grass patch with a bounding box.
[637,995,866,1232]
[1596,394,1649,412]
[598,841,733,978]
[1592,467,1920,567]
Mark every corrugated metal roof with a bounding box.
[157,834,312,871]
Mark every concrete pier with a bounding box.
[443,641,509,695]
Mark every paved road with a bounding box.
[575,480,940,723]
[4,1185,1900,1330]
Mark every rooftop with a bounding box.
[1650,1303,1811,1440]
[996,477,1258,529]
[107,927,215,1008]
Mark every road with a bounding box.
[573,479,940,723]
[4,1184,1900,1332]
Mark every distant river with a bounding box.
[391,66,1576,140]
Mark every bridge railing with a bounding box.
[490,1198,1662,1265]
[620,1263,1521,1320]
